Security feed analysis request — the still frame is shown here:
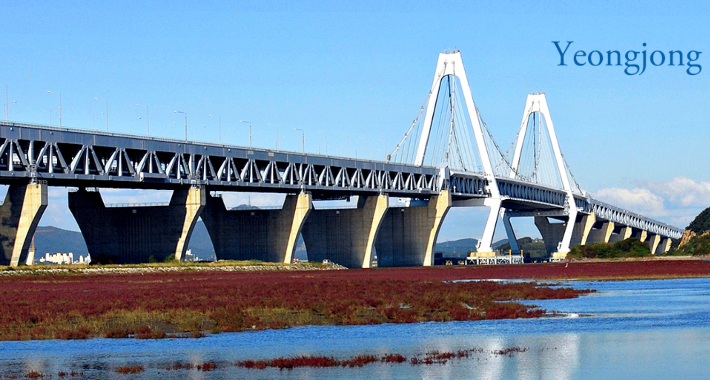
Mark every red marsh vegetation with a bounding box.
[0,266,595,341]
[235,347,528,370]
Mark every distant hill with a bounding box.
[435,238,478,256]
[496,237,547,258]
[32,219,302,262]
[674,206,710,256]
[187,221,216,260]
[33,226,89,256]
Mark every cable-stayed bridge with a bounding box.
[0,51,682,267]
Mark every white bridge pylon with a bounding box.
[506,93,579,255]
[412,52,581,255]
[413,51,502,253]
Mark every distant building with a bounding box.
[37,252,91,265]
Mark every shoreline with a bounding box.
[2,258,709,342]
[2,255,707,279]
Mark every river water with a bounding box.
[1,278,710,379]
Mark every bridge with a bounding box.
[0,51,682,267]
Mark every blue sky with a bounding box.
[2,1,710,241]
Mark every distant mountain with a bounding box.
[31,223,216,261]
[435,238,478,256]
[492,239,509,250]
[33,226,89,256]
[187,221,216,259]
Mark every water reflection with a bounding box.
[1,278,710,379]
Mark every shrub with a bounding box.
[568,239,651,259]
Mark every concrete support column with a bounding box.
[174,187,207,261]
[656,237,671,254]
[571,212,596,247]
[502,210,520,253]
[647,234,661,254]
[68,187,206,264]
[283,193,313,264]
[476,197,502,256]
[534,216,566,256]
[609,226,632,243]
[301,195,388,268]
[587,222,614,243]
[375,190,451,267]
[635,230,648,243]
[0,183,48,267]
[201,193,312,263]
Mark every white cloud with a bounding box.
[635,176,710,208]
[593,187,667,217]
[593,176,710,230]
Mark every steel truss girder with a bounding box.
[0,123,439,196]
[588,199,683,239]
[496,178,567,207]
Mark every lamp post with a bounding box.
[359,136,369,159]
[174,111,187,141]
[293,128,305,153]
[317,131,328,155]
[136,104,149,136]
[94,97,108,131]
[209,114,222,144]
[240,120,252,148]
[268,123,281,151]
[47,91,61,128]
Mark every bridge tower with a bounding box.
[413,51,502,255]
[508,93,579,259]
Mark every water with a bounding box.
[2,278,710,379]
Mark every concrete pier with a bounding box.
[375,190,451,267]
[534,216,566,256]
[647,234,661,254]
[656,237,671,254]
[301,195,388,268]
[609,226,633,243]
[587,221,615,244]
[68,187,205,264]
[201,193,312,263]
[0,183,48,266]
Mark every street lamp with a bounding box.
[359,136,370,159]
[293,128,305,153]
[267,123,281,151]
[94,97,108,132]
[240,120,253,148]
[317,130,328,155]
[47,91,62,128]
[136,104,149,136]
[209,114,222,144]
[174,111,187,141]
